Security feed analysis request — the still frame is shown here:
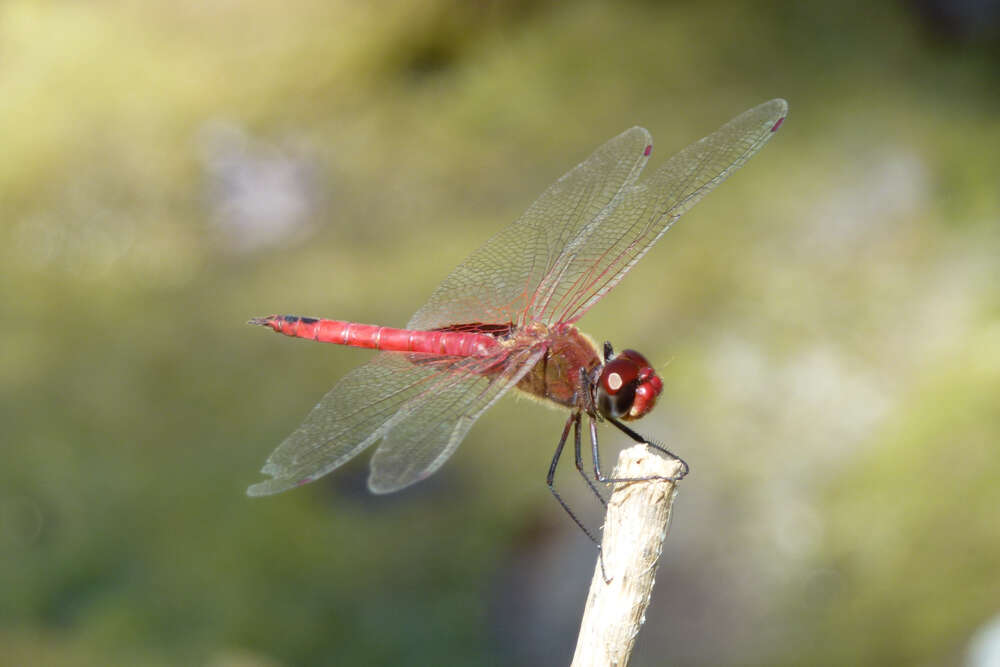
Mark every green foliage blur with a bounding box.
[2,1,999,665]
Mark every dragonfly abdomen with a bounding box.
[249,315,502,357]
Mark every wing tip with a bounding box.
[765,97,789,112]
[246,481,271,497]
[763,98,789,132]
[621,126,652,145]
[366,470,423,495]
[246,474,303,497]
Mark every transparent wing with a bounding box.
[407,126,653,331]
[367,346,544,493]
[247,347,541,496]
[407,99,786,331]
[537,99,788,325]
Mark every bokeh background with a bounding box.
[3,1,999,665]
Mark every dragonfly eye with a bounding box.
[597,358,639,419]
[596,350,663,420]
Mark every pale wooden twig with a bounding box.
[571,444,684,667]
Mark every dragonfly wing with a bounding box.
[406,127,653,331]
[367,346,544,493]
[536,99,787,325]
[248,350,517,496]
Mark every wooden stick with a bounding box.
[571,444,684,667]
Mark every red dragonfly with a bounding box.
[249,99,787,517]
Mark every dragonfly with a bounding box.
[249,99,787,527]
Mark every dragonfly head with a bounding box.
[595,349,662,421]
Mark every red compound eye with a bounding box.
[597,358,639,419]
[596,350,662,420]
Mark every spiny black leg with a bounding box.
[590,416,689,484]
[609,418,690,480]
[547,411,600,545]
[589,416,603,481]
[603,341,614,363]
[581,416,613,583]
[573,411,607,507]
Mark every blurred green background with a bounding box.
[2,1,999,665]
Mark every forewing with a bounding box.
[537,99,787,325]
[248,350,515,496]
[406,127,652,331]
[367,346,545,493]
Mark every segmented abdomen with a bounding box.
[250,315,503,357]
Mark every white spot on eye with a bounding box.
[607,372,623,391]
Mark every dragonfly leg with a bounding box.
[589,416,689,484]
[610,417,690,479]
[547,411,601,545]
[603,341,615,363]
[562,413,612,581]
[572,411,607,507]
